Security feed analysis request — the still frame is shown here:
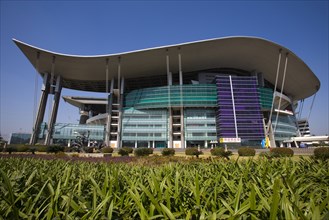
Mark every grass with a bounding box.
[0,154,328,219]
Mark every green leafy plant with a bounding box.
[185,147,203,158]
[118,148,130,156]
[270,148,294,157]
[122,147,134,154]
[46,145,65,154]
[314,147,329,160]
[35,145,47,152]
[238,147,256,156]
[5,146,17,154]
[134,147,153,156]
[161,148,175,156]
[102,147,114,154]
[210,148,232,159]
[0,156,327,219]
[28,147,36,154]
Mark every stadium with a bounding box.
[13,36,320,148]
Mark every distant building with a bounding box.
[9,133,31,145]
[298,119,311,137]
[14,36,320,148]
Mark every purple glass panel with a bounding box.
[215,75,265,141]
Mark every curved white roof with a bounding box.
[13,36,320,100]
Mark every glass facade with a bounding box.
[122,108,168,141]
[215,75,264,141]
[184,109,217,141]
[124,84,217,109]
[52,123,105,141]
[9,133,31,144]
[272,115,298,141]
[258,87,273,110]
[35,74,298,147]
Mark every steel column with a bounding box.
[267,49,282,134]
[30,73,50,145]
[166,52,173,148]
[178,51,185,148]
[274,53,289,132]
[45,75,62,145]
[229,75,238,138]
[116,58,123,148]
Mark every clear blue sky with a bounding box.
[1,1,328,141]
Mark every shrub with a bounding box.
[84,147,94,153]
[238,148,256,156]
[102,147,114,154]
[47,145,65,154]
[5,146,17,154]
[185,147,203,158]
[35,145,47,152]
[161,148,175,156]
[270,148,294,157]
[16,145,29,152]
[210,148,232,160]
[118,148,130,156]
[28,147,36,154]
[134,148,153,157]
[122,147,134,154]
[314,147,329,160]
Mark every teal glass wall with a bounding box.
[271,115,298,141]
[258,87,273,110]
[122,108,168,141]
[52,123,105,141]
[9,133,31,144]
[184,109,217,141]
[124,84,217,109]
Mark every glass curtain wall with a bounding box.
[52,123,105,141]
[121,108,168,145]
[215,75,264,142]
[124,84,217,109]
[184,109,217,144]
[272,115,298,141]
[258,87,273,110]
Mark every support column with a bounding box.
[105,79,114,147]
[116,57,123,148]
[30,72,50,145]
[229,75,238,138]
[178,51,185,148]
[274,53,289,132]
[168,109,173,148]
[166,52,173,148]
[45,75,62,145]
[178,52,183,85]
[105,58,112,147]
[166,53,172,86]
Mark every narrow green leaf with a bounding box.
[160,203,175,220]
[270,178,281,220]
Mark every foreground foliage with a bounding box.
[0,156,328,219]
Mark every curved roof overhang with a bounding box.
[13,36,320,100]
[62,96,107,109]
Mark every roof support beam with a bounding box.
[45,75,62,145]
[274,53,289,133]
[267,49,282,135]
[30,72,50,145]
